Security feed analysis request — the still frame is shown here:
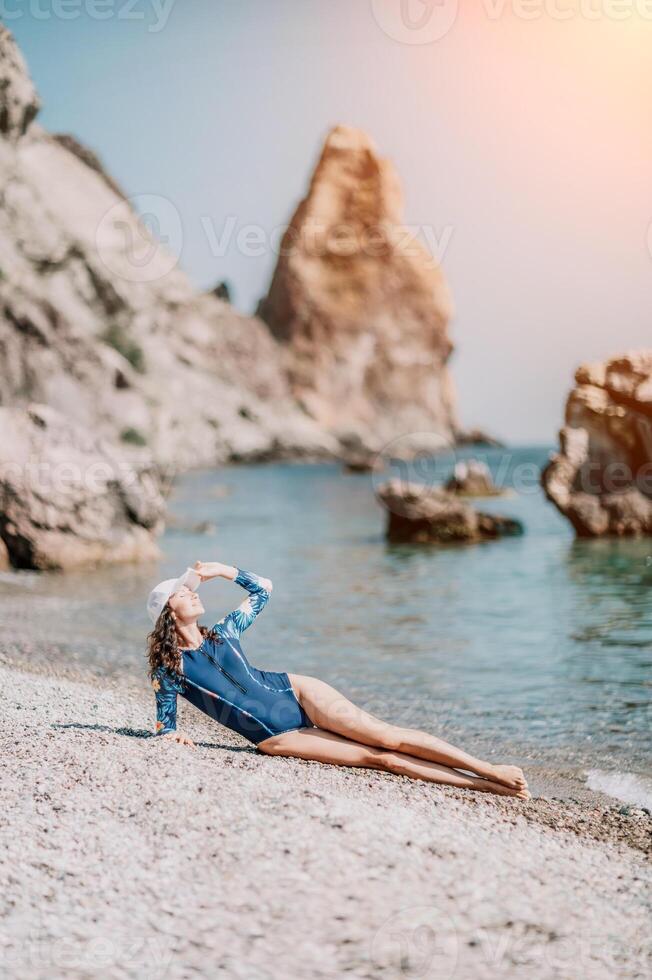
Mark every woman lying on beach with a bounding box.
[146,561,530,800]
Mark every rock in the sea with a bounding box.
[258,125,458,453]
[0,27,338,471]
[210,280,232,303]
[376,478,523,544]
[341,452,380,474]
[338,432,383,473]
[445,459,505,497]
[165,514,217,536]
[0,404,165,570]
[455,428,505,448]
[542,351,652,536]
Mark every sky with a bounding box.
[9,0,652,444]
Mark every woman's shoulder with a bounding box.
[205,625,227,644]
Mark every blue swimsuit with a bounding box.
[152,568,314,746]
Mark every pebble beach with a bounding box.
[1,654,650,980]
[1,11,652,980]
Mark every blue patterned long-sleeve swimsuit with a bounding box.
[152,568,314,746]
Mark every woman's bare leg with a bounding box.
[257,727,530,799]
[287,673,527,791]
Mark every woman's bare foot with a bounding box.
[473,777,531,800]
[484,764,528,790]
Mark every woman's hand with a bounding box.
[162,731,196,748]
[193,561,237,582]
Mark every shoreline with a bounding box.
[1,658,650,978]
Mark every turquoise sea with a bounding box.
[2,446,651,806]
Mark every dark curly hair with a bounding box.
[146,602,222,682]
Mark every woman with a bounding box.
[147,560,530,800]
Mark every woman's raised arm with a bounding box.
[192,561,273,640]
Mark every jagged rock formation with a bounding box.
[542,351,652,536]
[0,24,39,141]
[258,125,459,453]
[53,133,126,199]
[0,403,165,570]
[0,26,338,474]
[376,479,523,544]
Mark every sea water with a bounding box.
[1,446,650,807]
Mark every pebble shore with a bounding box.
[1,658,650,979]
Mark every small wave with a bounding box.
[586,769,652,810]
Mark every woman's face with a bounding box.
[168,585,204,622]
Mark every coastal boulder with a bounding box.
[341,453,378,474]
[258,125,458,454]
[340,433,384,473]
[455,428,504,448]
[445,459,504,497]
[0,404,166,570]
[542,351,652,536]
[376,478,523,544]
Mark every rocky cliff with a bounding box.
[258,126,459,453]
[542,351,652,536]
[0,25,338,475]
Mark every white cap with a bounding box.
[146,567,202,626]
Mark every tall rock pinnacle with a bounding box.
[258,125,459,452]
